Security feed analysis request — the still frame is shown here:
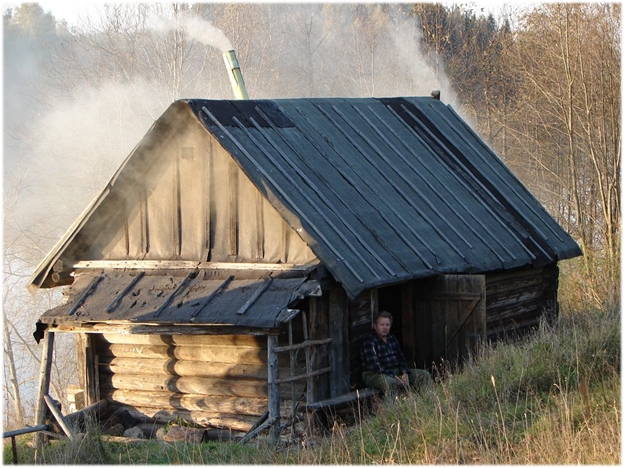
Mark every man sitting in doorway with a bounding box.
[361,310,432,393]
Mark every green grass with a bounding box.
[5,305,619,465]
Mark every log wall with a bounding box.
[485,265,559,341]
[93,333,302,432]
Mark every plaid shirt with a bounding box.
[360,331,409,377]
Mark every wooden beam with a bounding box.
[109,390,269,415]
[276,367,331,384]
[153,270,197,317]
[64,399,108,429]
[273,338,332,353]
[301,387,381,411]
[44,395,74,440]
[236,277,273,316]
[121,406,255,432]
[267,335,280,445]
[34,331,54,448]
[48,323,279,336]
[67,276,103,316]
[190,275,234,320]
[401,281,416,366]
[72,260,317,272]
[239,417,276,444]
[76,333,98,406]
[328,288,349,398]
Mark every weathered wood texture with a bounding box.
[76,333,98,405]
[34,331,54,447]
[267,335,280,445]
[120,406,257,432]
[64,110,317,266]
[485,266,559,341]
[308,296,329,403]
[413,275,486,369]
[328,288,350,397]
[93,332,303,430]
[348,290,377,388]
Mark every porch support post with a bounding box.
[34,331,55,448]
[267,334,280,445]
[328,289,349,397]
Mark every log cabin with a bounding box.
[29,96,581,441]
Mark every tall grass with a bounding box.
[280,305,620,465]
[6,305,619,464]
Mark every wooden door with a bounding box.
[412,275,486,370]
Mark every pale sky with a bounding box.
[3,1,522,27]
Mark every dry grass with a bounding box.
[6,305,619,465]
[279,305,621,465]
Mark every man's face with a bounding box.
[374,317,392,339]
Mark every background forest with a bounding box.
[3,2,620,431]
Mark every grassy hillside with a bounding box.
[5,305,620,464]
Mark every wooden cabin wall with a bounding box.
[485,265,559,341]
[90,332,301,432]
[347,290,377,389]
[69,108,317,265]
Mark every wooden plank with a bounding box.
[105,272,145,313]
[77,334,99,405]
[276,367,331,384]
[239,417,276,444]
[44,395,74,440]
[190,275,234,320]
[72,260,317,271]
[229,161,239,256]
[34,331,54,447]
[301,387,381,410]
[122,406,255,432]
[67,276,103,316]
[236,277,273,315]
[273,338,332,353]
[416,292,482,301]
[445,276,459,363]
[64,399,107,428]
[153,271,197,317]
[255,191,264,259]
[413,280,430,369]
[52,323,279,336]
[401,281,416,366]
[328,288,349,398]
[267,335,280,445]
[309,296,329,402]
[76,334,88,406]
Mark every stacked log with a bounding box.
[485,266,558,341]
[95,333,303,432]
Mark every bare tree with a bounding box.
[504,3,620,306]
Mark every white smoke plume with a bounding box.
[388,10,459,107]
[149,12,233,52]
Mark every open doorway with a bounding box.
[377,283,405,349]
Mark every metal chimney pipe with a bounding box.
[431,90,441,100]
[223,49,249,100]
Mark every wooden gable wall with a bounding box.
[63,106,317,265]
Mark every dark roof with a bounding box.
[38,269,319,329]
[29,96,582,303]
[185,97,581,298]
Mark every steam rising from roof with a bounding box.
[150,13,233,52]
